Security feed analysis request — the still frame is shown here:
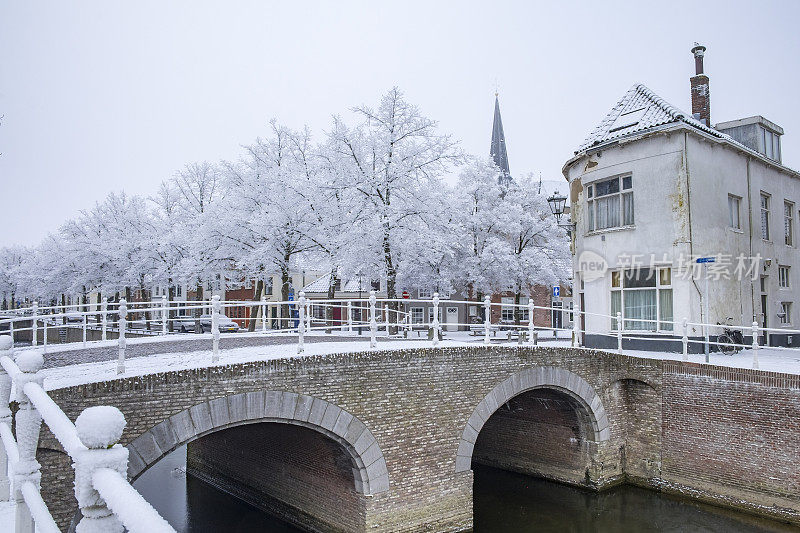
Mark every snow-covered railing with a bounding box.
[0,337,175,533]
[5,293,800,372]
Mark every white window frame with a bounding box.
[785,201,794,246]
[610,267,673,332]
[500,296,529,322]
[410,307,424,324]
[418,288,433,299]
[780,302,792,325]
[779,266,791,289]
[586,174,633,232]
[761,193,771,241]
[728,194,741,230]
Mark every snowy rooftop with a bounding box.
[576,83,731,153]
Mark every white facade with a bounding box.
[564,85,800,348]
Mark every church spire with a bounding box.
[490,93,511,182]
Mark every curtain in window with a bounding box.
[611,291,621,329]
[624,289,657,330]
[659,289,673,331]
[596,196,620,229]
[623,192,634,225]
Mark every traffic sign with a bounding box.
[696,257,716,264]
[553,286,560,298]
[402,290,410,299]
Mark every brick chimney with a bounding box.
[690,43,710,126]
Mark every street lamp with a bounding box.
[546,191,575,233]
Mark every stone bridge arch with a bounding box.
[126,390,390,495]
[455,366,610,473]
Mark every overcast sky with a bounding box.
[1,0,798,247]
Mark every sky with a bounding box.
[1,0,799,247]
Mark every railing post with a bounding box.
[261,296,267,333]
[9,320,14,344]
[31,301,38,347]
[369,291,377,349]
[82,313,88,347]
[682,318,689,361]
[0,336,13,501]
[616,312,623,354]
[484,296,491,345]
[73,406,127,533]
[752,321,760,370]
[305,301,312,332]
[347,301,353,333]
[211,295,220,362]
[13,351,44,533]
[42,318,48,353]
[161,295,168,335]
[117,299,127,375]
[384,303,389,334]
[528,300,536,346]
[297,292,306,354]
[572,306,580,347]
[431,292,440,348]
[101,297,108,342]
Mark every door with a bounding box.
[552,302,563,329]
[446,307,458,331]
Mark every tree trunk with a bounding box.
[168,284,175,332]
[325,271,336,334]
[248,279,264,332]
[61,294,67,324]
[194,282,203,317]
[514,290,522,327]
[280,265,290,330]
[383,229,399,335]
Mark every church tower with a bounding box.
[490,94,512,184]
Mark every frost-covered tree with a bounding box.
[325,87,462,330]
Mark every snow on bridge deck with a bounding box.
[6,330,797,393]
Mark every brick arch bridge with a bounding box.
[35,345,800,531]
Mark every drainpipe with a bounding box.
[685,133,704,328]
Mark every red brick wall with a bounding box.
[187,422,365,532]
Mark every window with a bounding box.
[410,307,424,324]
[586,175,633,232]
[760,193,771,240]
[785,201,794,246]
[176,285,182,297]
[264,277,273,295]
[371,279,381,291]
[780,302,792,325]
[610,267,673,331]
[418,288,432,299]
[779,266,790,289]
[761,127,781,162]
[500,297,529,322]
[728,195,741,230]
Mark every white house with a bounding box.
[563,45,800,351]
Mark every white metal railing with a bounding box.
[0,338,175,533]
[4,292,800,373]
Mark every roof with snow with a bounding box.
[576,83,730,154]
[302,273,378,293]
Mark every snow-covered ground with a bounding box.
[13,331,797,392]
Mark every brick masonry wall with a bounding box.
[33,347,800,531]
[187,422,365,532]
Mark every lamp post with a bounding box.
[546,191,573,233]
[547,190,580,347]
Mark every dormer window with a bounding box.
[608,108,646,133]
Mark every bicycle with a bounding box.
[716,318,744,355]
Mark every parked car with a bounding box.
[197,314,240,333]
[174,316,197,333]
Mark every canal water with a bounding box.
[134,446,798,532]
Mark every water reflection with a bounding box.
[134,446,797,532]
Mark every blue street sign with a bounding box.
[696,257,716,264]
[553,286,560,298]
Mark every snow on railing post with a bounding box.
[260,296,267,333]
[305,301,312,332]
[117,299,127,375]
[484,296,491,346]
[42,318,48,354]
[528,300,535,346]
[31,301,38,347]
[752,321,760,370]
[431,292,440,348]
[211,295,220,362]
[572,307,580,348]
[0,336,12,501]
[13,351,44,533]
[616,312,623,354]
[101,298,108,342]
[161,295,168,335]
[369,291,377,349]
[347,301,353,333]
[82,313,88,347]
[73,406,127,533]
[384,303,389,334]
[9,320,14,344]
[297,292,306,354]
[682,318,689,361]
